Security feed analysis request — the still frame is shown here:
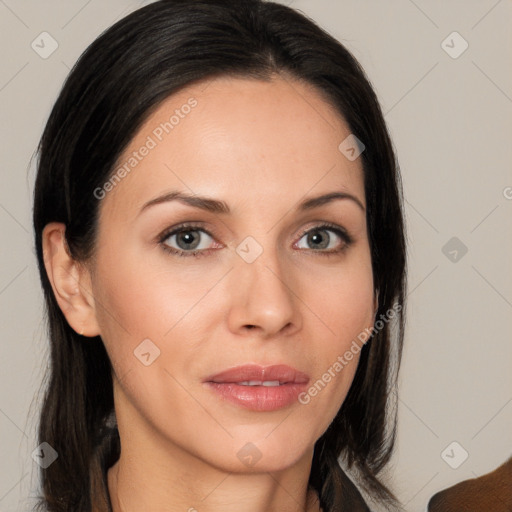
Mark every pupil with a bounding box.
[178,231,199,250]
[309,230,328,249]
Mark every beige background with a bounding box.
[0,1,511,510]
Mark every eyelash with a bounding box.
[157,221,354,258]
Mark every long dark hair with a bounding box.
[33,1,407,510]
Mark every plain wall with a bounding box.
[0,1,510,510]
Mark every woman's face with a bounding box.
[88,75,376,473]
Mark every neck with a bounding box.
[108,454,321,512]
[106,401,321,512]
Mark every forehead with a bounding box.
[101,75,365,219]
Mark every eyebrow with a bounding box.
[139,189,365,215]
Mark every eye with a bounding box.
[295,223,353,255]
[157,221,353,258]
[159,223,218,257]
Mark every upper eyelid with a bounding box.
[158,222,216,242]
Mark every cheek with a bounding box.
[93,235,375,381]
[292,254,374,428]
[90,252,211,426]
[91,243,208,342]
[89,241,227,408]
[302,254,375,347]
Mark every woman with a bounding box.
[33,1,407,510]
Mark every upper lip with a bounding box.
[204,364,310,384]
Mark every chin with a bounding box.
[214,433,314,474]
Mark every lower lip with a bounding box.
[205,382,308,411]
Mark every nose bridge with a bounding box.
[227,234,300,335]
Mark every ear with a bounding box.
[42,222,101,337]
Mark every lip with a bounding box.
[203,364,310,412]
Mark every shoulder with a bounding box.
[427,456,512,512]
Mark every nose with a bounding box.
[225,246,302,338]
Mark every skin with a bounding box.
[43,74,377,512]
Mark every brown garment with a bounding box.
[427,456,512,512]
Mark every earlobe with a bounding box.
[42,222,101,337]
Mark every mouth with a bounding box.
[234,380,284,386]
[203,364,310,411]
